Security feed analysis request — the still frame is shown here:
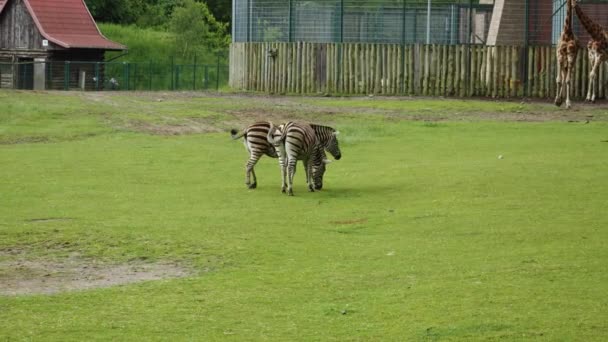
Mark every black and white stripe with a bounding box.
[230,121,278,189]
[310,124,342,161]
[267,121,322,196]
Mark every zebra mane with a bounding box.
[310,123,338,134]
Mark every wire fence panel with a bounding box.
[233,0,494,44]
[0,59,229,91]
[234,0,608,46]
[529,0,608,46]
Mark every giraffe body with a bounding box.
[574,0,608,102]
[555,0,579,109]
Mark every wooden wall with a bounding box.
[0,0,44,50]
[230,42,607,99]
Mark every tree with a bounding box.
[204,0,231,24]
[85,0,145,24]
[170,0,229,58]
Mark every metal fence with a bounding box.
[233,0,608,46]
[0,58,229,91]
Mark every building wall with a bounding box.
[46,49,106,90]
[486,0,527,45]
[0,0,45,51]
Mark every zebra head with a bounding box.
[311,148,332,190]
[311,124,342,161]
[327,130,341,160]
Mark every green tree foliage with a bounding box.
[85,0,231,29]
[85,0,146,24]
[169,0,230,58]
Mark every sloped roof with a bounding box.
[1,0,126,50]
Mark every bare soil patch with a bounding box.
[0,255,193,296]
[126,118,224,135]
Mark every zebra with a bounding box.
[309,124,342,190]
[230,121,278,189]
[267,122,342,195]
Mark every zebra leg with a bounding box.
[245,153,262,189]
[279,156,287,193]
[303,159,314,192]
[287,158,297,196]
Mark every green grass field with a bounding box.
[1,90,607,340]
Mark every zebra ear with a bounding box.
[323,158,333,164]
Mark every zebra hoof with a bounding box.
[308,186,315,192]
[248,182,257,189]
[288,189,294,196]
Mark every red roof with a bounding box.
[2,0,125,50]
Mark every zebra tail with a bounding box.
[266,122,285,145]
[230,128,245,140]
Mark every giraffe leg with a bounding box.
[588,57,601,103]
[565,57,576,109]
[555,57,564,107]
[565,68,572,109]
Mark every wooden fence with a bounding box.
[229,42,607,99]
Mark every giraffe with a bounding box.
[573,0,608,103]
[555,0,579,108]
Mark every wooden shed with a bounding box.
[0,0,126,90]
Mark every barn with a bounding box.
[0,0,126,90]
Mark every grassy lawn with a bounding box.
[1,90,607,340]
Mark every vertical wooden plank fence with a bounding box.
[229,42,604,99]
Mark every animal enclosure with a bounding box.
[230,42,607,98]
[230,0,608,98]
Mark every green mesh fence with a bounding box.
[0,58,229,91]
[233,0,608,46]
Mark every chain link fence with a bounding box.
[0,56,229,91]
[234,0,608,46]
[234,0,493,44]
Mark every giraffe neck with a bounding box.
[564,0,573,35]
[574,1,607,42]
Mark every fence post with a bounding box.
[123,62,130,90]
[176,65,181,90]
[149,60,153,90]
[64,61,70,90]
[523,0,530,97]
[193,54,197,90]
[133,63,138,90]
[204,65,209,89]
[47,61,51,90]
[95,62,100,90]
[288,0,293,42]
[171,56,175,90]
[216,52,221,90]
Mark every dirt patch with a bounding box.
[126,118,224,135]
[0,256,193,296]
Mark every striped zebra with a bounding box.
[309,124,342,190]
[230,121,278,189]
[267,122,342,195]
